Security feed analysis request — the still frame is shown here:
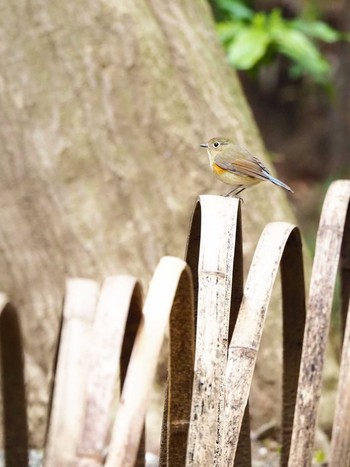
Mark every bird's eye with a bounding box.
[213,141,220,148]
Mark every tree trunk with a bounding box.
[0,0,296,447]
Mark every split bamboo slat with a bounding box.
[223,223,305,467]
[76,276,143,467]
[159,261,195,467]
[105,257,194,467]
[331,301,350,466]
[0,179,348,466]
[184,196,241,467]
[44,279,100,466]
[183,196,251,467]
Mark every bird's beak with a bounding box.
[200,143,208,148]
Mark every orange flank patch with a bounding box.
[212,163,226,175]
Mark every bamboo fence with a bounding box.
[0,179,349,466]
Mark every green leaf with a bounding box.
[273,28,330,82]
[227,27,270,69]
[215,0,254,20]
[292,19,341,43]
[267,8,284,29]
[251,12,267,28]
[216,21,245,43]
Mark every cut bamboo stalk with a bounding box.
[330,301,350,466]
[105,256,192,467]
[185,195,241,467]
[0,293,28,467]
[77,276,142,467]
[288,180,350,467]
[223,223,304,466]
[44,279,99,467]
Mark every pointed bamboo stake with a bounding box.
[223,223,305,466]
[288,180,350,467]
[77,276,142,467]
[44,279,99,467]
[105,256,193,467]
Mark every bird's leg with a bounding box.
[225,186,240,197]
[225,186,246,197]
[224,186,245,203]
[234,187,246,196]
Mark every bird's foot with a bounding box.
[224,193,244,203]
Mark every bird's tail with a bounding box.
[267,174,293,193]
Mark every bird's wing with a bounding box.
[215,153,270,181]
[251,156,270,175]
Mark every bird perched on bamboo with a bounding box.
[200,137,293,196]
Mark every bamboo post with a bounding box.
[185,195,242,466]
[105,256,193,467]
[288,180,350,467]
[0,293,28,467]
[77,276,142,467]
[223,223,305,466]
[44,279,99,467]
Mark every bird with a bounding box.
[200,137,293,197]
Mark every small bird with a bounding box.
[200,137,293,196]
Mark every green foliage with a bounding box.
[212,0,347,85]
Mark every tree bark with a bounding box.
[0,0,296,446]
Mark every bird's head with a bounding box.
[200,137,232,156]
